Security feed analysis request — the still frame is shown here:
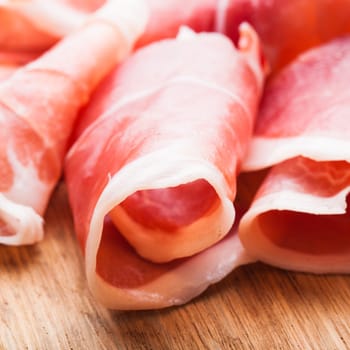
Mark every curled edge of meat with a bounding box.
[239,157,350,273]
[83,130,252,309]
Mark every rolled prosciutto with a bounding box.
[0,0,102,55]
[0,0,217,57]
[64,25,265,309]
[65,25,264,309]
[0,0,148,245]
[239,35,350,272]
[4,0,350,73]
[218,0,350,73]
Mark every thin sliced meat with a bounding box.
[239,36,350,273]
[65,24,264,309]
[243,35,350,171]
[219,0,350,74]
[135,0,217,48]
[0,0,148,245]
[0,0,109,51]
[0,0,94,54]
[4,0,350,72]
[0,0,216,57]
[0,3,56,54]
[93,218,251,309]
[239,157,350,273]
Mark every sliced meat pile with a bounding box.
[3,0,350,75]
[2,0,350,310]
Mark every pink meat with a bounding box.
[135,0,217,48]
[239,36,350,273]
[243,35,350,171]
[0,0,148,245]
[0,0,217,57]
[240,157,350,272]
[64,24,265,310]
[3,0,350,75]
[220,0,350,74]
[0,0,96,54]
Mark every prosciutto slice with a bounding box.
[0,0,217,57]
[0,0,98,54]
[134,0,217,48]
[0,0,148,245]
[64,25,265,309]
[239,36,350,272]
[218,0,350,73]
[244,35,350,171]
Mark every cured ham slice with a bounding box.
[134,0,217,48]
[239,157,350,272]
[64,25,265,309]
[0,0,216,57]
[0,0,91,54]
[4,0,350,72]
[0,0,148,245]
[239,36,350,272]
[218,0,350,73]
[243,35,350,171]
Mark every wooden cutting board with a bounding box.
[1,182,349,350]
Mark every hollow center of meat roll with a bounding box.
[108,179,225,262]
[120,179,218,230]
[259,193,350,255]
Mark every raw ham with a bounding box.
[0,0,216,57]
[5,0,350,75]
[239,36,350,272]
[219,0,350,73]
[0,0,95,54]
[134,0,217,48]
[64,24,265,309]
[240,157,350,272]
[0,0,148,245]
[243,35,350,171]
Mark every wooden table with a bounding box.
[1,182,349,350]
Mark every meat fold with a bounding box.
[0,0,148,244]
[239,36,350,272]
[243,35,350,171]
[64,24,265,309]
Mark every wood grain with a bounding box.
[1,182,350,350]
